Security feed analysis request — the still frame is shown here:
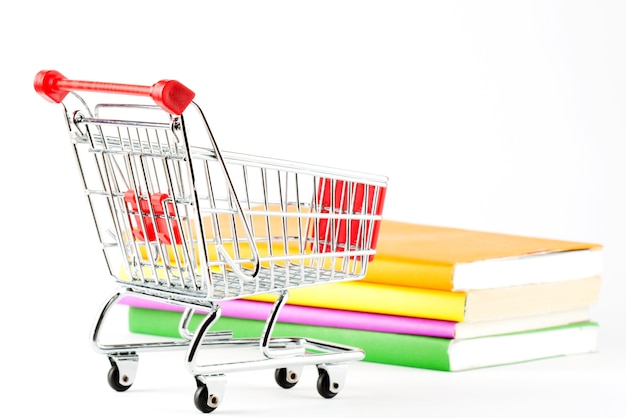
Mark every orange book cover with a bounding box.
[364,220,603,291]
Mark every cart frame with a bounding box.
[34,70,388,413]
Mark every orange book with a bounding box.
[131,209,602,294]
[363,220,603,291]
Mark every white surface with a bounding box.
[2,1,625,416]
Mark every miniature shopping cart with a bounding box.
[34,70,388,413]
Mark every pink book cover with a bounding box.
[119,296,456,338]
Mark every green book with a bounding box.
[127,307,599,372]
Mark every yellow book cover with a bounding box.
[364,220,603,291]
[249,281,467,321]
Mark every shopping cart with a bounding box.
[34,70,388,413]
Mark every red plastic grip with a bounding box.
[34,70,195,115]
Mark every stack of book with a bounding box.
[124,220,603,372]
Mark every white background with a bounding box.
[1,1,625,416]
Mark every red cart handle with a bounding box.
[34,70,195,115]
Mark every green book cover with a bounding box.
[127,307,599,372]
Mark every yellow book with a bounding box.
[363,220,603,291]
[247,275,601,322]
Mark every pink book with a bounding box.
[119,296,456,338]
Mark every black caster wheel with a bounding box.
[274,368,299,389]
[107,364,132,392]
[316,368,339,399]
[194,382,219,413]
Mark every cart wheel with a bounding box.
[107,364,132,392]
[316,369,339,399]
[194,383,219,413]
[274,368,299,389]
